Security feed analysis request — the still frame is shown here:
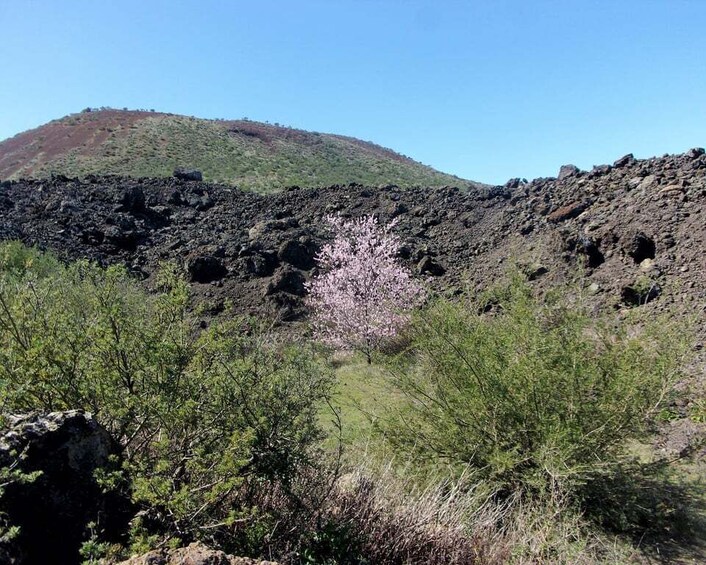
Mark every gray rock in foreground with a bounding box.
[118,542,280,565]
[0,410,131,565]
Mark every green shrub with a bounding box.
[0,243,334,552]
[383,276,689,503]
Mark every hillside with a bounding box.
[0,109,475,192]
[1,147,705,563]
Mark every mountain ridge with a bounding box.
[0,109,478,192]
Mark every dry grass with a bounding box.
[231,456,640,564]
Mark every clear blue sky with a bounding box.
[1,0,704,184]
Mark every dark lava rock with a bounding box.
[168,189,183,205]
[547,200,590,223]
[278,239,315,270]
[591,164,612,176]
[266,267,306,296]
[418,255,446,276]
[525,263,549,281]
[243,253,277,277]
[621,279,662,306]
[476,185,512,200]
[119,186,146,213]
[558,164,580,180]
[186,192,214,211]
[504,177,527,189]
[104,225,143,251]
[173,168,203,182]
[1,145,705,327]
[187,255,228,283]
[686,147,705,160]
[613,153,636,168]
[624,231,656,263]
[0,410,130,565]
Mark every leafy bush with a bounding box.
[383,276,689,504]
[0,243,334,552]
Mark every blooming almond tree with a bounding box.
[306,215,424,363]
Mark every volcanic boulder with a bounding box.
[624,231,656,264]
[173,168,203,182]
[119,185,146,213]
[187,255,228,283]
[277,239,315,270]
[0,410,130,564]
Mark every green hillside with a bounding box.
[0,109,476,192]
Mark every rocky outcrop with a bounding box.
[187,254,228,283]
[173,168,203,182]
[0,410,131,564]
[0,149,704,325]
[118,542,279,565]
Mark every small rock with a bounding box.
[626,176,643,190]
[525,263,549,280]
[591,164,612,176]
[120,186,146,212]
[118,542,280,565]
[278,239,314,270]
[59,198,79,213]
[167,189,183,205]
[173,168,203,181]
[417,255,446,276]
[686,147,705,160]
[547,200,590,223]
[558,164,580,180]
[475,186,512,200]
[265,267,306,296]
[243,253,277,277]
[613,153,635,168]
[504,178,527,189]
[637,175,657,191]
[659,184,684,197]
[248,219,298,241]
[186,255,228,283]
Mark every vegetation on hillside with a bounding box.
[0,110,470,192]
[0,242,703,563]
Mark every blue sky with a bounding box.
[1,0,704,184]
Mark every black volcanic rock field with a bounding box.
[0,149,705,328]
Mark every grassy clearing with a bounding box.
[319,354,403,467]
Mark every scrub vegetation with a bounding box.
[0,240,703,564]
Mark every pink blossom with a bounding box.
[305,215,424,362]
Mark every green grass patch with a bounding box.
[318,354,404,464]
